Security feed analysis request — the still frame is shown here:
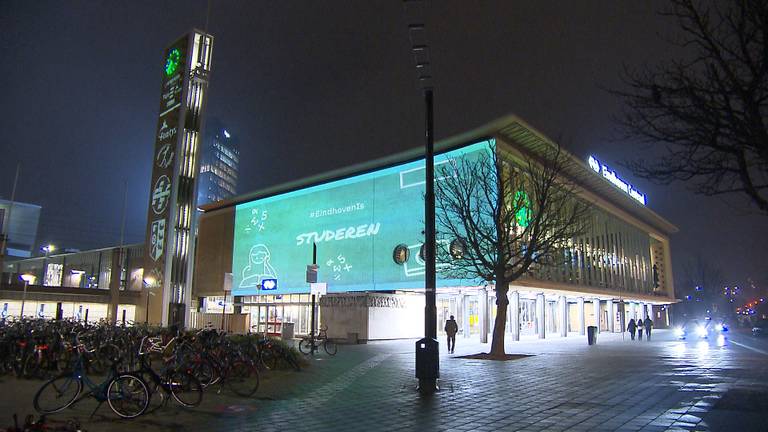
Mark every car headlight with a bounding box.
[697,326,708,337]
[715,323,723,332]
[674,327,684,336]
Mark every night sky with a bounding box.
[1,1,766,290]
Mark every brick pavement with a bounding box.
[210,330,767,432]
[2,330,767,431]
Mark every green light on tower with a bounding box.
[165,48,181,77]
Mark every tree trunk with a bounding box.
[489,282,509,357]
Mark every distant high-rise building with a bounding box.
[197,119,240,205]
[0,199,41,259]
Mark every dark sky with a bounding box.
[1,1,766,291]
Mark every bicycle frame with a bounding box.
[68,347,118,405]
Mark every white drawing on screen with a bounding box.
[326,254,353,281]
[244,208,268,233]
[240,244,278,288]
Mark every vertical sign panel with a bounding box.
[143,35,189,304]
[143,31,213,326]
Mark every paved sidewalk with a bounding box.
[2,329,767,431]
[211,330,768,432]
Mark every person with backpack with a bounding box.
[444,315,459,354]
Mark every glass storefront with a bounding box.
[0,299,135,323]
[241,294,313,336]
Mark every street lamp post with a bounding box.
[19,273,36,319]
[403,1,439,394]
[143,276,156,325]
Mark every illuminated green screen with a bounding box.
[232,140,494,295]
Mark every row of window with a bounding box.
[212,141,239,162]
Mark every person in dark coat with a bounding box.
[627,318,637,340]
[444,315,459,354]
[644,316,653,340]
[637,317,644,340]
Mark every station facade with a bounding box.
[1,244,143,323]
[193,116,678,342]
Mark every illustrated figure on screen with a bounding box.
[240,244,278,288]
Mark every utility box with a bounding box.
[281,322,295,340]
[415,337,439,379]
[347,332,359,344]
[587,326,598,345]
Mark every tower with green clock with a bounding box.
[142,30,214,328]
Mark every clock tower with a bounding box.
[142,30,214,327]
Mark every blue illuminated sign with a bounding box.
[261,278,278,291]
[588,156,647,205]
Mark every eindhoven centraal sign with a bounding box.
[588,156,647,206]
[143,35,189,288]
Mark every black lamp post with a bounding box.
[404,0,439,394]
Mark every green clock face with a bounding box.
[164,48,181,77]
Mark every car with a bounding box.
[752,319,768,337]
[674,320,708,339]
[673,319,727,339]
[706,317,729,333]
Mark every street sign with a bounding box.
[261,278,278,291]
[306,264,318,283]
[310,282,327,297]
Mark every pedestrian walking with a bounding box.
[627,318,637,340]
[444,315,459,354]
[644,316,653,341]
[637,318,644,341]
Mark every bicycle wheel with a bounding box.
[226,361,260,397]
[269,346,283,370]
[107,373,150,419]
[298,339,312,355]
[257,346,274,371]
[34,374,82,414]
[22,354,42,379]
[323,339,337,356]
[100,344,122,370]
[187,358,218,387]
[168,370,203,407]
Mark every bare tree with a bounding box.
[614,0,768,214]
[433,142,591,357]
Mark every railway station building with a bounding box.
[192,115,678,342]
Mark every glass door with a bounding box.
[520,299,536,336]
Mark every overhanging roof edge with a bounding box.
[199,114,679,236]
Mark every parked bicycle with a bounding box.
[33,334,150,419]
[298,326,337,356]
[178,329,260,396]
[133,336,203,407]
